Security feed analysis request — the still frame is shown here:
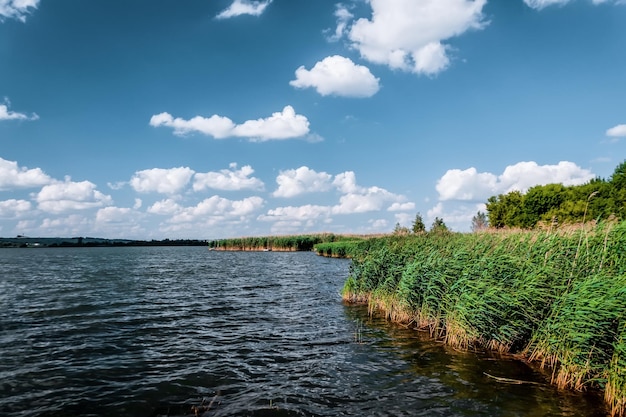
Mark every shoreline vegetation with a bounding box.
[329,221,626,417]
[207,233,373,252]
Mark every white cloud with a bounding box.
[130,167,194,194]
[169,195,264,223]
[388,202,416,211]
[524,0,624,8]
[0,98,38,120]
[150,105,310,141]
[394,212,413,227]
[332,186,404,214]
[0,0,39,22]
[0,199,31,217]
[273,166,333,198]
[258,204,331,222]
[147,198,181,215]
[368,218,388,230]
[326,4,353,42]
[523,0,570,9]
[0,157,53,190]
[436,161,595,202]
[95,207,134,223]
[348,0,487,75]
[607,124,626,137]
[39,215,91,236]
[232,106,310,141]
[216,0,272,19]
[290,55,380,98]
[193,163,264,192]
[332,171,360,194]
[36,180,113,213]
[94,207,145,237]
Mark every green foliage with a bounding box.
[208,233,356,251]
[341,222,626,414]
[485,160,626,229]
[412,212,426,233]
[430,217,449,233]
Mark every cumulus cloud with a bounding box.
[0,199,31,218]
[0,99,38,121]
[0,157,52,190]
[436,161,595,202]
[193,163,264,192]
[150,105,310,141]
[216,0,272,19]
[273,166,333,198]
[147,198,182,215]
[332,186,405,214]
[607,124,626,138]
[347,0,488,75]
[130,167,194,194]
[290,55,380,98]
[388,202,416,211]
[38,215,91,236]
[95,207,134,223]
[258,204,331,222]
[261,170,411,227]
[169,195,264,224]
[36,180,113,213]
[0,0,39,22]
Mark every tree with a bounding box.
[430,217,449,233]
[471,211,488,232]
[412,212,426,234]
[393,222,410,235]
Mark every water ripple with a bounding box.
[0,247,606,417]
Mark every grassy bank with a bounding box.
[208,233,368,252]
[339,222,626,416]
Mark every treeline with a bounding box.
[208,233,366,252]
[486,161,626,229]
[341,221,626,416]
[0,237,208,248]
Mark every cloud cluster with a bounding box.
[0,157,52,190]
[216,0,272,19]
[261,168,413,233]
[273,166,333,198]
[150,105,310,141]
[436,161,594,201]
[347,0,488,75]
[36,180,113,213]
[290,55,380,98]
[0,0,39,22]
[130,167,195,194]
[0,199,31,218]
[194,163,264,192]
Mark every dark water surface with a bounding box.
[0,247,607,416]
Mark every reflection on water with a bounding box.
[0,247,607,416]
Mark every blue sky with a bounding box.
[0,0,625,239]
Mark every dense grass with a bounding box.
[208,233,367,252]
[340,221,626,416]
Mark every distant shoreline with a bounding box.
[0,237,207,248]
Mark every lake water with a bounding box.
[0,247,607,416]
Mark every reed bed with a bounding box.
[340,221,626,415]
